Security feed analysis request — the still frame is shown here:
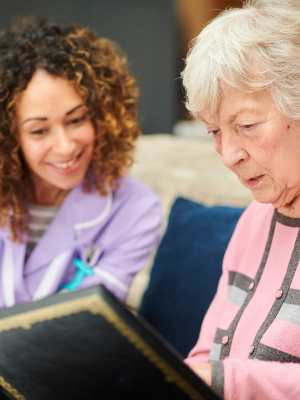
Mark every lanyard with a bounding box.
[61,258,94,292]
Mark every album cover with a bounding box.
[0,285,220,400]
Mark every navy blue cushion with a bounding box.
[139,197,244,357]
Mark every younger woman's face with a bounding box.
[16,69,95,205]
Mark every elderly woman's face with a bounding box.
[202,85,300,216]
[16,69,95,205]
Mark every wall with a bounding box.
[0,0,179,134]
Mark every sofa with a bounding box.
[127,133,252,357]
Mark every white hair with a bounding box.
[182,0,300,120]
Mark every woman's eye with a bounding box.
[239,123,257,131]
[30,128,47,135]
[68,114,88,126]
[207,129,220,136]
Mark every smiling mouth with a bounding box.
[48,151,83,170]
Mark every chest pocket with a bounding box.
[256,288,300,362]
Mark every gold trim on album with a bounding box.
[0,376,25,400]
[0,294,203,400]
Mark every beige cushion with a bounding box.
[127,134,252,308]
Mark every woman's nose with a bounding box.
[220,134,248,168]
[53,128,76,155]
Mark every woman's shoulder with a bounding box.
[69,176,162,224]
[233,200,273,222]
[0,225,11,241]
[234,200,274,234]
[244,200,274,216]
[114,175,161,206]
[223,201,275,267]
[70,175,160,205]
[111,176,163,224]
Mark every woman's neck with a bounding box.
[29,186,69,207]
[278,194,300,218]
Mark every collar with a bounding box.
[24,183,113,274]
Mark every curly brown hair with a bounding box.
[0,17,140,241]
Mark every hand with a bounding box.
[190,362,212,386]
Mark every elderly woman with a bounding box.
[0,17,162,307]
[182,0,300,399]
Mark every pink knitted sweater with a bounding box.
[186,201,300,400]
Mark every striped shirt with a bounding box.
[26,204,58,259]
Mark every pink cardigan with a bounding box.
[186,201,300,400]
